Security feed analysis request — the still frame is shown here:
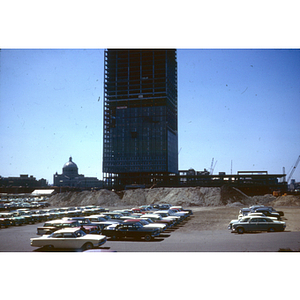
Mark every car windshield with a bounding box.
[145,219,153,223]
[240,217,250,222]
[62,222,77,227]
[160,213,168,217]
[44,222,57,227]
[140,220,149,225]
[75,230,86,237]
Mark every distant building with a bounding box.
[289,179,300,192]
[0,174,48,188]
[0,174,48,193]
[103,49,178,188]
[53,157,103,189]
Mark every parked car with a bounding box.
[170,206,193,216]
[142,213,175,227]
[64,217,102,233]
[102,221,160,241]
[0,212,24,226]
[37,220,81,235]
[247,212,277,220]
[86,215,121,228]
[153,204,172,210]
[30,228,107,250]
[231,216,286,234]
[153,211,182,224]
[254,206,284,217]
[0,216,10,228]
[238,208,251,218]
[102,212,125,220]
[251,208,281,220]
[131,208,147,214]
[13,209,35,224]
[0,213,13,227]
[123,218,167,232]
[139,205,155,211]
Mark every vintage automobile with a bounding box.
[153,204,172,210]
[86,215,121,228]
[37,219,101,236]
[0,212,24,226]
[231,216,286,234]
[139,205,155,211]
[238,208,251,218]
[30,228,107,250]
[251,208,281,220]
[72,216,120,233]
[249,205,284,216]
[153,210,182,224]
[0,213,13,227]
[131,208,147,214]
[123,218,167,232]
[102,212,125,220]
[37,220,80,235]
[102,221,160,241]
[170,206,193,216]
[0,216,10,228]
[142,213,175,227]
[13,209,35,224]
[167,209,188,221]
[228,212,278,230]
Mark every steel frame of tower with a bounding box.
[103,49,178,189]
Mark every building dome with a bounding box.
[62,157,78,178]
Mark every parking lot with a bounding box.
[1,206,300,252]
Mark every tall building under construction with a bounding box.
[103,49,178,188]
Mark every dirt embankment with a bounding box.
[47,186,300,208]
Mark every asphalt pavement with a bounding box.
[1,221,300,252]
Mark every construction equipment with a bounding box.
[209,158,217,175]
[286,155,300,184]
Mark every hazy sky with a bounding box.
[1,49,299,184]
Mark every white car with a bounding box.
[153,211,181,224]
[137,218,167,232]
[30,228,107,250]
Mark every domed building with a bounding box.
[62,157,79,179]
[53,157,103,189]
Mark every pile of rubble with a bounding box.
[47,186,300,208]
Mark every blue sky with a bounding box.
[1,49,300,184]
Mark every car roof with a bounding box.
[45,219,68,224]
[52,228,80,233]
[121,221,141,225]
[242,216,273,220]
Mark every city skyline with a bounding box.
[1,49,299,185]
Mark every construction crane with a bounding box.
[286,155,300,184]
[210,158,214,175]
[209,158,217,175]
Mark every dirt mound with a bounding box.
[48,187,223,208]
[269,195,300,206]
[121,187,222,207]
[48,189,121,207]
[47,187,300,208]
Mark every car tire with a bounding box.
[83,242,93,250]
[268,227,275,232]
[237,227,244,234]
[144,234,152,241]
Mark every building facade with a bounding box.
[103,49,178,188]
[53,157,103,189]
